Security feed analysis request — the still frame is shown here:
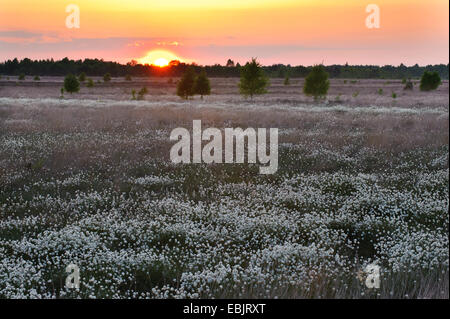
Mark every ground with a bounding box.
[0,77,448,298]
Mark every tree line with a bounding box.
[0,57,448,79]
[55,58,443,101]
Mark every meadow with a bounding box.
[0,77,448,298]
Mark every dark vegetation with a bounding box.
[1,57,448,79]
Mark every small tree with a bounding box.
[194,71,211,99]
[64,74,80,94]
[86,78,94,88]
[103,73,111,82]
[403,80,413,90]
[303,64,330,100]
[137,87,148,100]
[78,72,86,82]
[420,71,441,91]
[238,58,268,99]
[177,67,196,99]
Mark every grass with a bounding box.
[0,87,448,299]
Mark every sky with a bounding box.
[0,0,448,66]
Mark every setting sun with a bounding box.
[137,50,181,67]
[153,58,169,67]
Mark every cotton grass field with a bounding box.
[0,78,448,298]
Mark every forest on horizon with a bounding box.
[0,57,448,79]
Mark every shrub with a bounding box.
[78,72,86,82]
[378,88,383,95]
[18,73,25,80]
[33,75,40,81]
[238,58,268,99]
[64,73,80,94]
[103,73,111,82]
[403,80,413,90]
[303,64,329,100]
[420,71,441,91]
[392,92,397,99]
[131,89,137,100]
[86,78,94,88]
[125,74,132,81]
[194,71,211,99]
[284,76,290,85]
[177,67,197,99]
[137,87,148,100]
[352,91,359,98]
[60,88,64,98]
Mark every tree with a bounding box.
[18,73,25,80]
[420,71,441,91]
[403,79,413,90]
[103,73,111,82]
[64,73,80,94]
[177,67,196,99]
[238,58,268,99]
[303,64,330,100]
[78,72,86,82]
[86,78,94,87]
[226,59,235,67]
[194,71,211,99]
[284,76,290,85]
[137,87,148,100]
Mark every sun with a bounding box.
[153,58,169,67]
[137,50,181,67]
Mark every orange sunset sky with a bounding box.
[0,0,448,66]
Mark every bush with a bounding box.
[103,73,111,82]
[137,87,148,100]
[378,88,383,95]
[64,74,80,94]
[403,80,413,90]
[238,58,268,99]
[86,78,94,88]
[392,92,397,99]
[78,72,86,82]
[420,71,441,91]
[177,67,196,99]
[18,73,25,80]
[284,76,290,85]
[125,74,132,81]
[194,71,211,99]
[33,75,40,81]
[303,65,329,100]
